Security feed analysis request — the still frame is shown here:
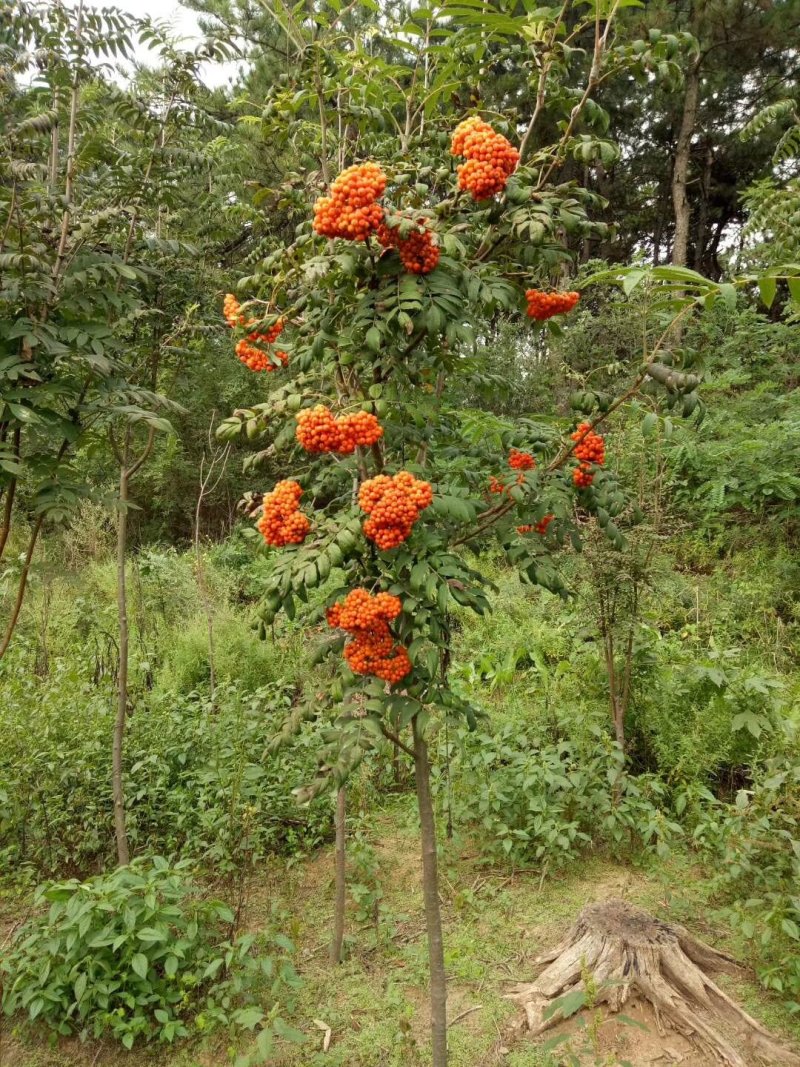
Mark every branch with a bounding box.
[380,724,415,760]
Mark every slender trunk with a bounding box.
[0,428,20,561]
[0,515,43,660]
[330,786,346,964]
[113,467,131,866]
[413,716,447,1067]
[671,57,700,267]
[693,141,713,272]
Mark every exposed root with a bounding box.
[507,898,800,1067]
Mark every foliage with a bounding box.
[441,723,683,868]
[0,858,301,1051]
[694,759,800,1013]
[0,677,331,875]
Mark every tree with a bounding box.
[213,5,741,1063]
[0,2,235,654]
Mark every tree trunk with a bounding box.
[330,786,346,964]
[671,57,701,267]
[693,140,713,272]
[0,515,44,660]
[113,467,131,867]
[413,715,448,1067]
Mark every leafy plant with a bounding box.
[0,857,301,1052]
[442,723,683,869]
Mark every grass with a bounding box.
[4,796,800,1067]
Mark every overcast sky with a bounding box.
[66,0,243,87]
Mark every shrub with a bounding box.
[694,757,800,1012]
[442,722,683,868]
[0,680,332,875]
[0,858,301,1049]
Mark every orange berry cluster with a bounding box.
[224,295,288,373]
[235,339,288,373]
[571,422,605,488]
[508,448,535,471]
[223,293,248,328]
[525,289,580,320]
[295,405,383,454]
[518,513,555,536]
[377,219,440,274]
[313,162,387,241]
[326,589,411,684]
[358,471,433,550]
[257,480,310,546]
[451,117,519,201]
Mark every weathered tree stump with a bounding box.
[508,898,800,1067]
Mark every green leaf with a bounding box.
[641,412,658,437]
[234,1006,265,1030]
[136,926,168,942]
[758,275,777,308]
[131,952,149,979]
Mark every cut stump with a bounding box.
[508,898,800,1067]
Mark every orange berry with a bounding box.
[451,118,519,201]
[257,480,310,546]
[525,289,580,321]
[313,163,387,242]
[326,588,411,684]
[358,471,432,549]
[508,448,535,471]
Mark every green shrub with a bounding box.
[0,858,301,1049]
[441,722,683,868]
[0,680,332,875]
[694,758,800,1012]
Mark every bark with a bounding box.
[693,140,714,272]
[113,465,131,867]
[111,426,153,867]
[413,716,448,1067]
[671,57,701,267]
[0,515,44,660]
[330,786,346,964]
[509,898,800,1067]
[0,428,20,561]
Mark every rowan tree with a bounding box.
[215,3,752,1063]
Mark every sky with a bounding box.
[66,0,243,87]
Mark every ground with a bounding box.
[2,803,799,1067]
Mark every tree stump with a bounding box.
[508,898,800,1067]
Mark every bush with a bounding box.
[0,679,332,875]
[0,858,301,1049]
[694,757,800,1012]
[441,722,683,868]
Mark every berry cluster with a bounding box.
[358,471,433,550]
[223,293,248,328]
[377,219,440,274]
[508,448,535,471]
[525,289,580,320]
[224,295,288,373]
[326,589,411,684]
[295,405,383,454]
[257,480,310,546]
[451,117,519,201]
[313,162,387,241]
[571,422,605,488]
[518,514,555,536]
[235,339,288,373]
